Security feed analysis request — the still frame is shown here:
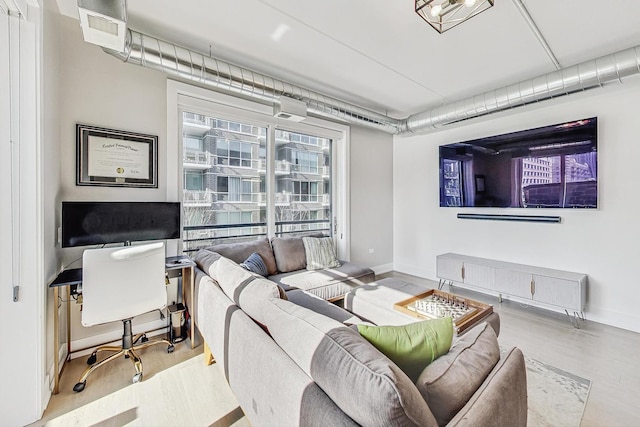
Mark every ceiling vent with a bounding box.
[274,97,307,122]
[77,0,127,52]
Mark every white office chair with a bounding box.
[73,242,174,392]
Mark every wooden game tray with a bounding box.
[394,289,493,335]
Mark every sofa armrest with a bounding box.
[446,347,527,427]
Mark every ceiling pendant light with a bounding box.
[415,0,494,33]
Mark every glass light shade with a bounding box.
[415,0,495,34]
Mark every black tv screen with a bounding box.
[62,202,182,247]
[439,117,597,209]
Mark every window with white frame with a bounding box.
[172,84,346,256]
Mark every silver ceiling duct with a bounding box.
[401,45,640,133]
[106,29,401,134]
[103,29,640,135]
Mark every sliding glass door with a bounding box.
[273,128,332,237]
[180,110,334,253]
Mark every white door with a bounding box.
[0,8,44,425]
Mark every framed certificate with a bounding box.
[76,124,158,188]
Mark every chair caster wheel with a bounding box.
[141,336,149,343]
[133,373,142,383]
[87,353,97,365]
[73,381,86,392]
[167,344,175,353]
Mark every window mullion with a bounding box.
[266,124,276,238]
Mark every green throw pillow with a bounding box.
[357,317,454,382]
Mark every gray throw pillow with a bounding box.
[415,322,500,426]
[302,237,341,270]
[240,252,268,276]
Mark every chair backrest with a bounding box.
[81,242,167,327]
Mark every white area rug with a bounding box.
[523,353,591,427]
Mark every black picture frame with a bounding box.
[76,124,158,188]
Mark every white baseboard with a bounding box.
[582,306,640,334]
[372,263,393,275]
[392,262,434,280]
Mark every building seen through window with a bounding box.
[181,112,332,253]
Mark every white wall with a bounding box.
[393,79,640,333]
[350,125,393,273]
[0,3,46,423]
[43,0,62,396]
[58,14,169,345]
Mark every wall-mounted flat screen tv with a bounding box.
[62,201,181,247]
[439,117,597,209]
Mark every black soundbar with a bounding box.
[457,213,561,223]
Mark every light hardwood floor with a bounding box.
[36,272,640,426]
[33,332,248,427]
[380,271,640,427]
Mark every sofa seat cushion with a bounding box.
[262,298,438,427]
[415,322,501,426]
[269,261,375,300]
[345,278,501,337]
[205,237,278,275]
[285,289,365,326]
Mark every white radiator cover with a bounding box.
[436,253,587,313]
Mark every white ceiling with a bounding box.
[56,0,640,119]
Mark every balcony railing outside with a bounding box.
[183,190,212,205]
[183,112,207,126]
[214,192,263,203]
[182,220,331,253]
[275,219,331,237]
[184,191,295,206]
[258,192,291,206]
[183,150,210,166]
[275,159,291,174]
[183,222,267,253]
[291,194,319,203]
[259,159,291,174]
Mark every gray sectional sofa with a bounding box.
[198,236,376,301]
[185,236,528,426]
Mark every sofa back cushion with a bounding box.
[205,237,277,275]
[270,236,307,273]
[271,233,327,273]
[262,298,438,427]
[415,322,500,426]
[194,249,282,326]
